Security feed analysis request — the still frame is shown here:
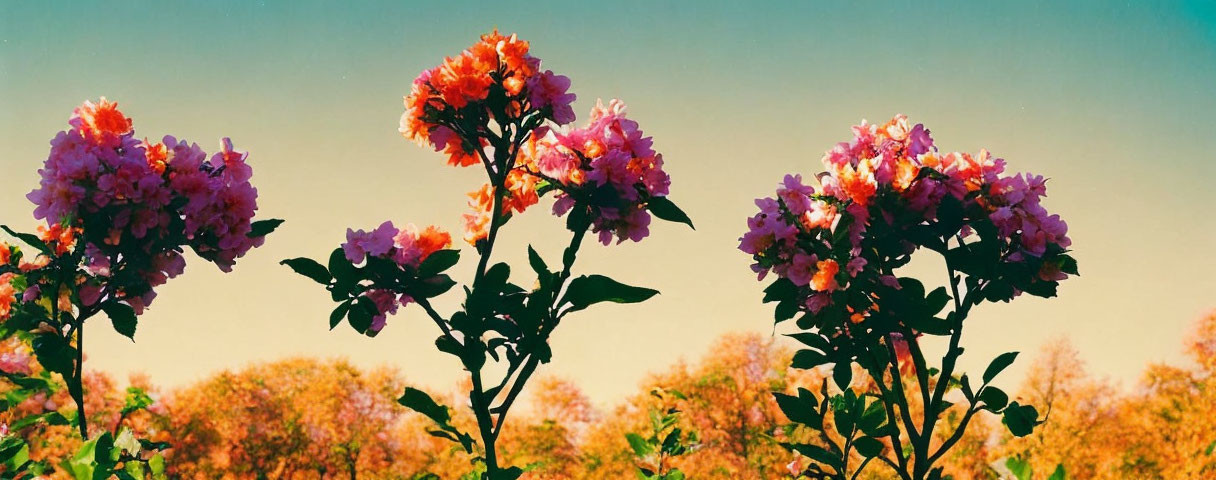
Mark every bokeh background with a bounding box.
[2,0,1214,407]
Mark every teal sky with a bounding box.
[2,1,1215,405]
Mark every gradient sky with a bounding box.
[2,1,1215,407]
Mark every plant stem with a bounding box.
[74,318,87,439]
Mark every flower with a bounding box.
[399,30,577,167]
[22,99,272,314]
[0,273,15,321]
[740,115,1073,328]
[70,97,132,147]
[344,221,399,263]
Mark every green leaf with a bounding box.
[833,363,852,391]
[417,250,460,277]
[925,287,951,315]
[1005,457,1032,480]
[1002,402,1040,437]
[791,349,829,370]
[398,387,451,426]
[646,196,694,230]
[853,436,883,457]
[1058,255,1079,276]
[857,398,887,435]
[773,392,820,426]
[626,433,653,456]
[102,302,138,341]
[329,302,351,330]
[774,300,799,323]
[527,246,550,278]
[983,351,1019,384]
[783,442,842,468]
[68,437,100,480]
[763,278,796,303]
[247,218,284,238]
[1,225,49,254]
[1047,464,1067,480]
[979,386,1008,411]
[348,297,376,334]
[563,274,658,311]
[281,258,331,285]
[32,334,75,376]
[149,453,166,480]
[329,248,358,284]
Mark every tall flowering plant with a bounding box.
[739,115,1075,480]
[0,99,281,477]
[283,31,692,480]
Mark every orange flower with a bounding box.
[462,211,490,245]
[37,223,78,256]
[0,273,15,320]
[415,225,452,260]
[0,243,10,265]
[837,159,878,206]
[435,54,493,109]
[502,169,539,214]
[74,97,132,146]
[810,259,840,292]
[892,157,920,192]
[143,139,170,174]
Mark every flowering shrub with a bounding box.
[284,31,691,479]
[0,98,280,477]
[740,115,1076,480]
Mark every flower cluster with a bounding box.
[518,99,673,245]
[399,30,576,167]
[341,222,452,333]
[740,115,1073,320]
[22,98,269,313]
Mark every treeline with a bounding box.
[3,312,1214,479]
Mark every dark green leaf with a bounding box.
[329,302,351,330]
[647,196,694,230]
[563,274,658,311]
[1,225,49,254]
[854,436,883,457]
[1002,402,1040,437]
[247,219,284,238]
[527,246,550,278]
[791,349,829,370]
[281,258,331,285]
[782,443,842,468]
[1047,464,1067,480]
[983,351,1019,384]
[774,299,799,323]
[328,248,358,284]
[348,297,376,333]
[417,250,460,277]
[979,386,1008,411]
[398,387,451,425]
[833,363,852,391]
[102,303,138,341]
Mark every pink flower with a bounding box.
[846,257,868,277]
[528,70,576,125]
[777,174,815,215]
[344,221,399,263]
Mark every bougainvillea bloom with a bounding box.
[741,115,1073,327]
[23,99,272,314]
